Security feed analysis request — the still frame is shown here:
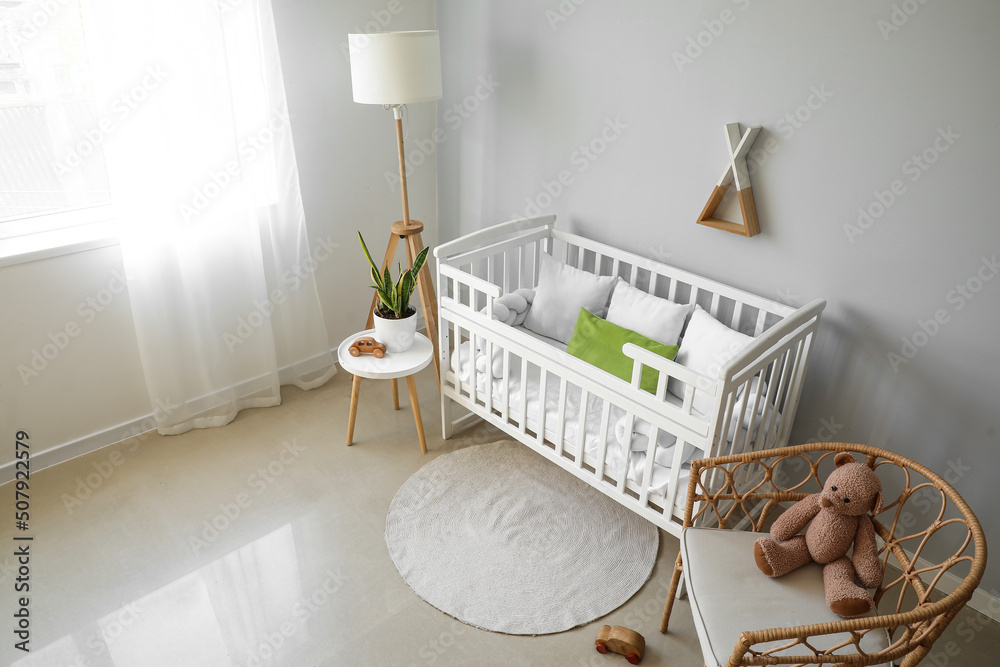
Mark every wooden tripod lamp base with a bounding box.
[696,123,763,238]
[364,220,441,386]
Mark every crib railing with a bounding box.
[439,305,707,528]
[435,216,826,535]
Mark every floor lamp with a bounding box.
[348,30,442,386]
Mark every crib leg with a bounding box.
[441,392,454,439]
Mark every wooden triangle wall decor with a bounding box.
[696,123,763,238]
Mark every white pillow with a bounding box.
[522,253,616,344]
[606,278,692,346]
[671,305,755,416]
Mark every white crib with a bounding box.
[434,215,825,537]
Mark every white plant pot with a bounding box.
[372,308,417,353]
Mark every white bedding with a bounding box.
[450,331,776,505]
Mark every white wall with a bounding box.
[436,0,1000,593]
[0,0,439,471]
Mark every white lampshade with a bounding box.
[348,31,442,105]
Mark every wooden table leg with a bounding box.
[347,375,362,446]
[391,378,399,410]
[405,374,428,454]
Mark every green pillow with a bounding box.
[566,308,679,393]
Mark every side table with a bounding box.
[337,330,433,454]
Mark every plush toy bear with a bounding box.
[754,452,884,617]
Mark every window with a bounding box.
[0,0,112,241]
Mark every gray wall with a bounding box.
[436,0,1000,593]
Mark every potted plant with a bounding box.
[359,231,429,353]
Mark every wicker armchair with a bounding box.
[660,442,987,667]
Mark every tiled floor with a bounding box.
[2,368,997,666]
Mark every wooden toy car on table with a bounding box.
[595,625,644,664]
[348,336,386,358]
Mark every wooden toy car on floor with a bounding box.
[595,625,644,664]
[348,336,386,358]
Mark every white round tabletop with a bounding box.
[337,330,434,380]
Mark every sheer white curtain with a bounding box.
[84,0,335,435]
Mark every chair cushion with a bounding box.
[681,528,891,667]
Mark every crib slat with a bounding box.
[629,263,639,286]
[536,368,548,447]
[709,292,721,318]
[638,423,660,507]
[766,347,795,446]
[507,249,516,294]
[714,392,734,457]
[518,245,525,290]
[469,326,480,407]
[519,357,529,434]
[575,389,589,467]
[744,368,769,453]
[776,338,810,445]
[537,239,547,284]
[501,349,511,423]
[595,399,612,481]
[732,301,745,332]
[667,278,678,301]
[662,438,688,520]
[617,412,635,493]
[611,258,620,280]
[554,379,568,457]
[755,308,768,336]
[730,382,752,455]
[484,336,494,415]
[743,370,767,452]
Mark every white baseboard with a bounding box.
[0,411,156,485]
[0,350,340,485]
[0,328,438,486]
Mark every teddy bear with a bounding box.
[754,452,884,617]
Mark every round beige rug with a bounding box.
[385,440,658,635]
